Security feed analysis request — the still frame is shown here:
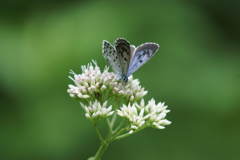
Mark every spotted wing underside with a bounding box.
[102,40,122,76]
[113,38,131,78]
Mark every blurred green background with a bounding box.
[1,0,240,159]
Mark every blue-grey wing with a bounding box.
[102,40,122,76]
[126,43,159,77]
[130,45,136,63]
[114,38,131,78]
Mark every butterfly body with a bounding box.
[102,38,159,82]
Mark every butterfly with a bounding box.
[102,38,159,83]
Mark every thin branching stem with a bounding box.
[110,111,117,127]
[114,132,130,140]
[94,125,105,144]
[115,126,146,140]
[108,122,130,143]
[112,118,126,134]
[105,118,112,138]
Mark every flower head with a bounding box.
[68,60,171,132]
[136,98,171,129]
[117,103,145,133]
[118,98,171,133]
[80,100,114,122]
[67,60,148,104]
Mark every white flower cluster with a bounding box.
[80,100,114,121]
[117,103,145,134]
[117,98,171,133]
[138,99,171,129]
[67,60,148,104]
[68,60,171,131]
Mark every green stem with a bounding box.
[105,118,112,138]
[110,111,117,127]
[94,125,104,143]
[108,122,129,143]
[115,126,147,140]
[94,143,108,160]
[112,119,125,134]
[114,132,131,140]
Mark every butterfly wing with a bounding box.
[114,38,131,79]
[130,45,136,63]
[126,43,159,77]
[102,40,122,76]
